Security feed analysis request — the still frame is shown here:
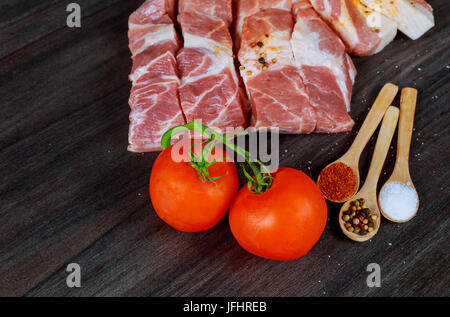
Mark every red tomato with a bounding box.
[229,167,327,261]
[150,143,239,232]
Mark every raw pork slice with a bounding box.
[361,0,434,40]
[233,0,292,50]
[291,0,354,132]
[129,0,177,23]
[239,9,316,133]
[179,0,233,27]
[177,11,248,130]
[128,0,186,152]
[309,0,398,56]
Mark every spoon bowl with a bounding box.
[339,191,381,242]
[317,158,359,203]
[379,180,419,223]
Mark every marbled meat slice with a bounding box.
[360,0,434,40]
[291,0,355,133]
[128,0,186,152]
[179,0,233,27]
[177,11,248,130]
[239,8,316,133]
[233,0,292,50]
[309,0,397,56]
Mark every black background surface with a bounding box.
[0,0,449,296]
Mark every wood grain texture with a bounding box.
[0,0,449,297]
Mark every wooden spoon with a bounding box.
[318,83,399,202]
[339,106,399,242]
[379,88,419,222]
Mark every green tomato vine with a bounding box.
[160,120,273,194]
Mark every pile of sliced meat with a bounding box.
[127,0,434,152]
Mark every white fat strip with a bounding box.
[361,0,434,40]
[354,1,397,52]
[179,34,235,86]
[312,0,398,53]
[370,12,397,53]
[291,20,351,110]
[346,54,356,81]
[328,1,360,49]
[129,51,179,84]
[130,23,177,57]
[183,33,233,56]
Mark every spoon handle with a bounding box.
[346,83,398,159]
[361,107,399,193]
[395,88,417,173]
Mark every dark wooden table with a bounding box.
[1,0,449,297]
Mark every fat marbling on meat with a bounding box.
[291,0,355,133]
[179,0,233,27]
[233,0,293,50]
[239,8,317,133]
[361,0,434,40]
[177,1,248,131]
[309,0,398,56]
[127,0,185,152]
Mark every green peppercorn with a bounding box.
[343,215,350,221]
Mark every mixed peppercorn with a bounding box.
[240,38,278,75]
[341,198,377,235]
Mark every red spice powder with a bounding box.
[318,162,357,201]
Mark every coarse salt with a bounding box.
[379,182,418,221]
